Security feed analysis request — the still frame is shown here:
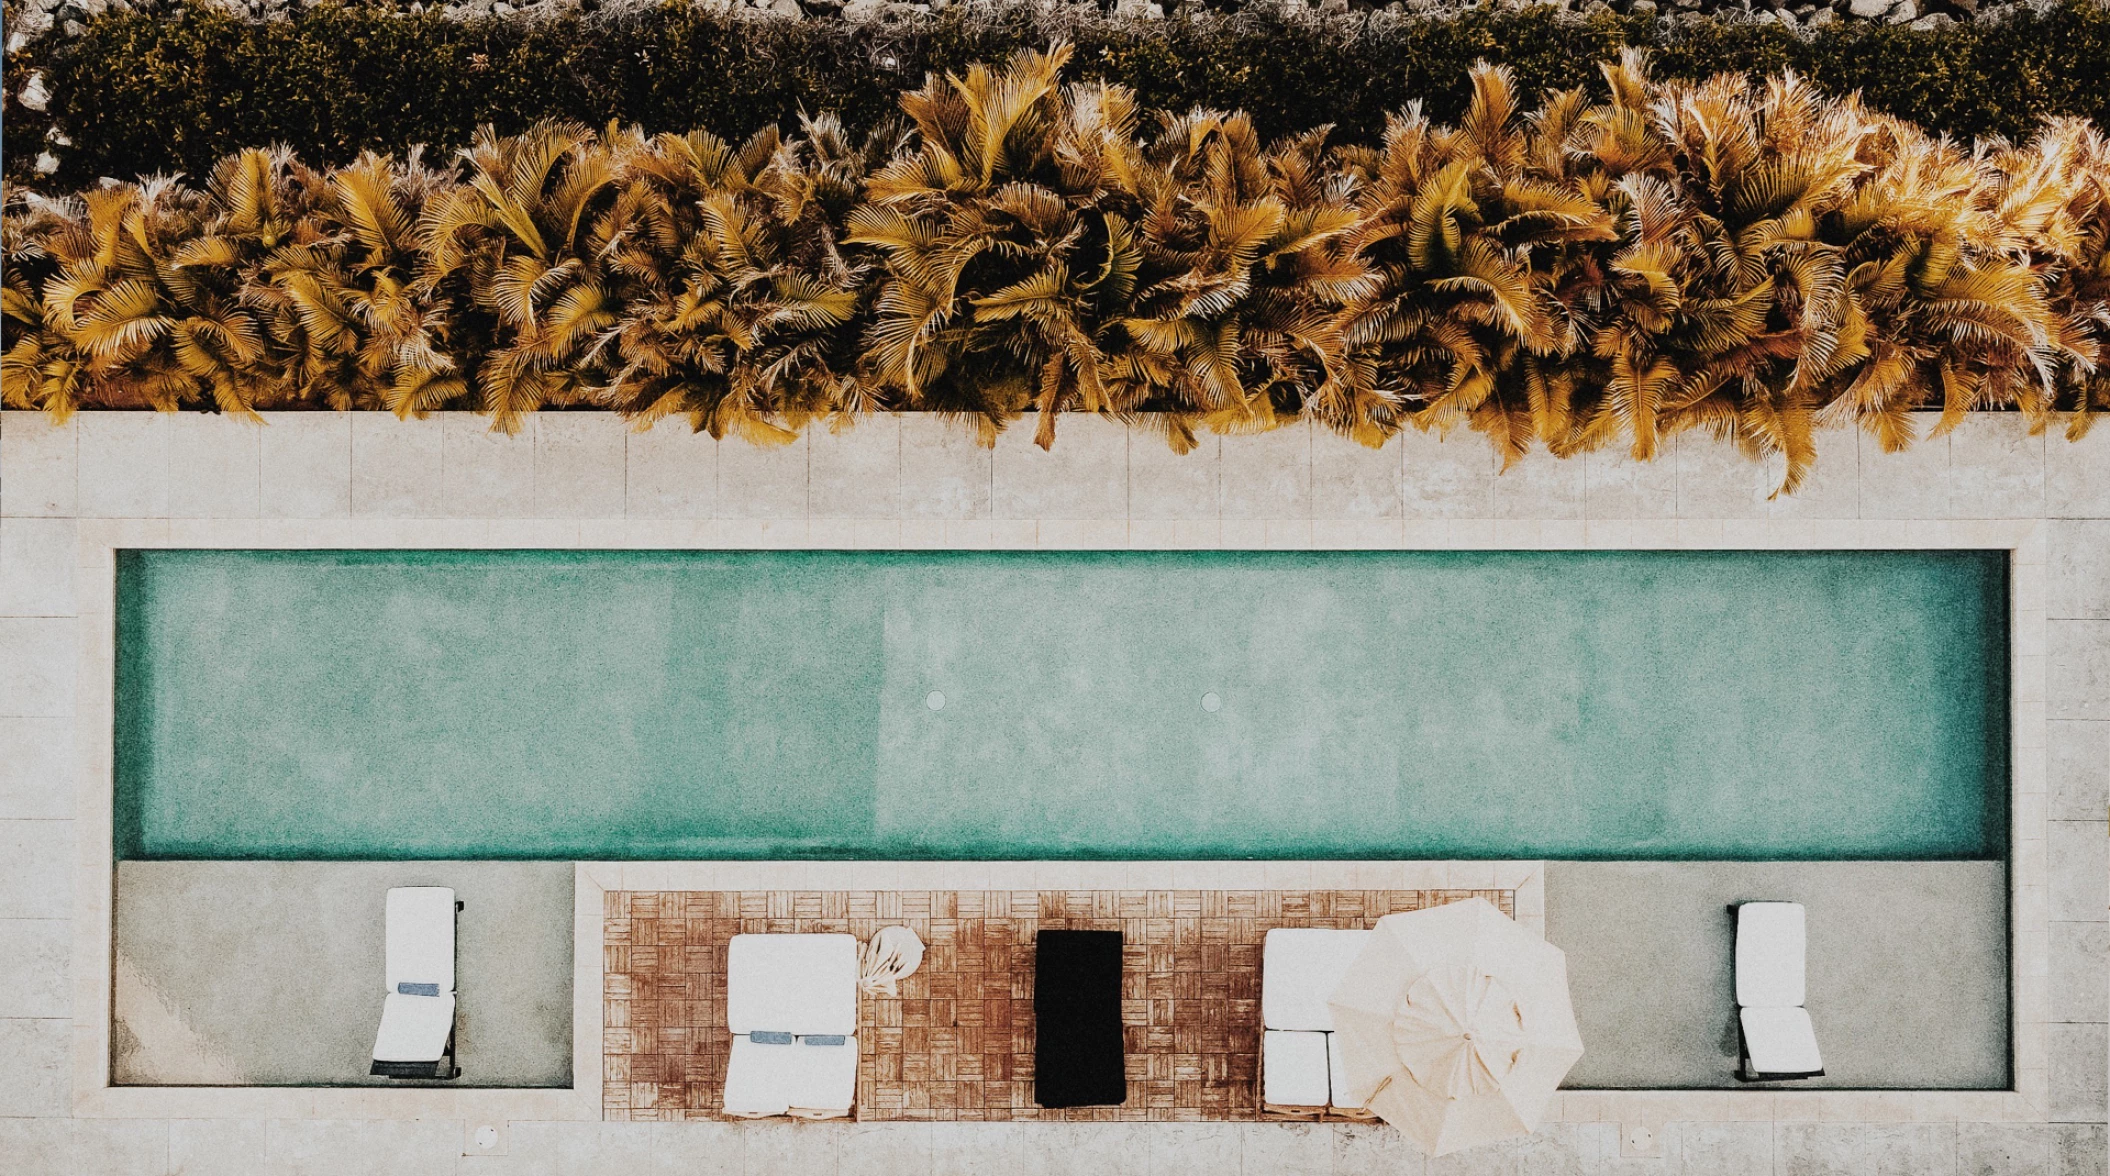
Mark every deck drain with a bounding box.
[926,691,946,711]
[1201,692,1222,712]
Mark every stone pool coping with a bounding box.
[63,513,2050,1142]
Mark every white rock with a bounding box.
[18,70,50,112]
[1847,0,1888,15]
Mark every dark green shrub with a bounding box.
[8,1,2110,187]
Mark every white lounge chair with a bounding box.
[1734,901,1824,1082]
[370,886,461,1079]
[1260,927,1373,1116]
[723,933,860,1118]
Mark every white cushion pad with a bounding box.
[1262,929,1372,1031]
[1735,903,1807,1009]
[727,934,858,1036]
[1263,1029,1331,1107]
[1741,1006,1823,1077]
[723,1035,859,1116]
[372,992,456,1062]
[1326,1034,1366,1110]
[385,887,456,994]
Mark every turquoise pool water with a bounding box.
[114,549,2008,861]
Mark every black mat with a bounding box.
[1033,929,1127,1108]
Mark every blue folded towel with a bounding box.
[396,982,441,997]
[749,1031,794,1045]
[800,1034,848,1047]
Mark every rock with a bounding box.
[1910,8,1950,22]
[1846,0,1886,15]
[1806,4,1834,20]
[765,0,800,14]
[1885,0,1916,19]
[18,70,51,111]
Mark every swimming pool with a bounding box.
[113,549,2008,861]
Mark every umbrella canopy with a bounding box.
[1327,897,1584,1157]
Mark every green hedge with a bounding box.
[9,0,2110,187]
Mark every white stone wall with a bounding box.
[1,408,2105,1174]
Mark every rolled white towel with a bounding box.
[858,925,926,996]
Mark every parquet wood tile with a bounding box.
[603,888,1514,1122]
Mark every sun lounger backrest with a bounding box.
[1734,902,1806,1009]
[384,887,456,995]
[726,934,859,1036]
[1262,928,1373,1032]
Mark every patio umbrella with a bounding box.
[1327,897,1584,1157]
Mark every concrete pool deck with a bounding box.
[1550,861,2010,1090]
[107,861,2011,1102]
[111,862,574,1088]
[1,408,2104,1174]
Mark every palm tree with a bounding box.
[416,121,623,431]
[5,170,269,415]
[595,117,878,443]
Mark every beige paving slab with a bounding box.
[991,414,1127,521]
[534,414,626,519]
[350,413,444,518]
[811,417,902,521]
[1,413,78,518]
[1492,448,1585,520]
[443,413,536,519]
[625,422,716,520]
[1674,433,1771,520]
[166,414,261,520]
[76,414,169,520]
[2047,418,2110,519]
[1127,433,1217,522]
[1950,415,2048,520]
[0,517,78,617]
[1310,429,1403,519]
[716,430,809,520]
[1217,422,1311,521]
[258,413,352,521]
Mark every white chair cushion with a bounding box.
[1262,928,1372,1031]
[1262,1029,1332,1107]
[723,1034,859,1116]
[1326,1033,1366,1110]
[1735,903,1806,1009]
[384,887,456,995]
[1741,1006,1823,1077]
[727,934,859,1036]
[372,992,456,1063]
